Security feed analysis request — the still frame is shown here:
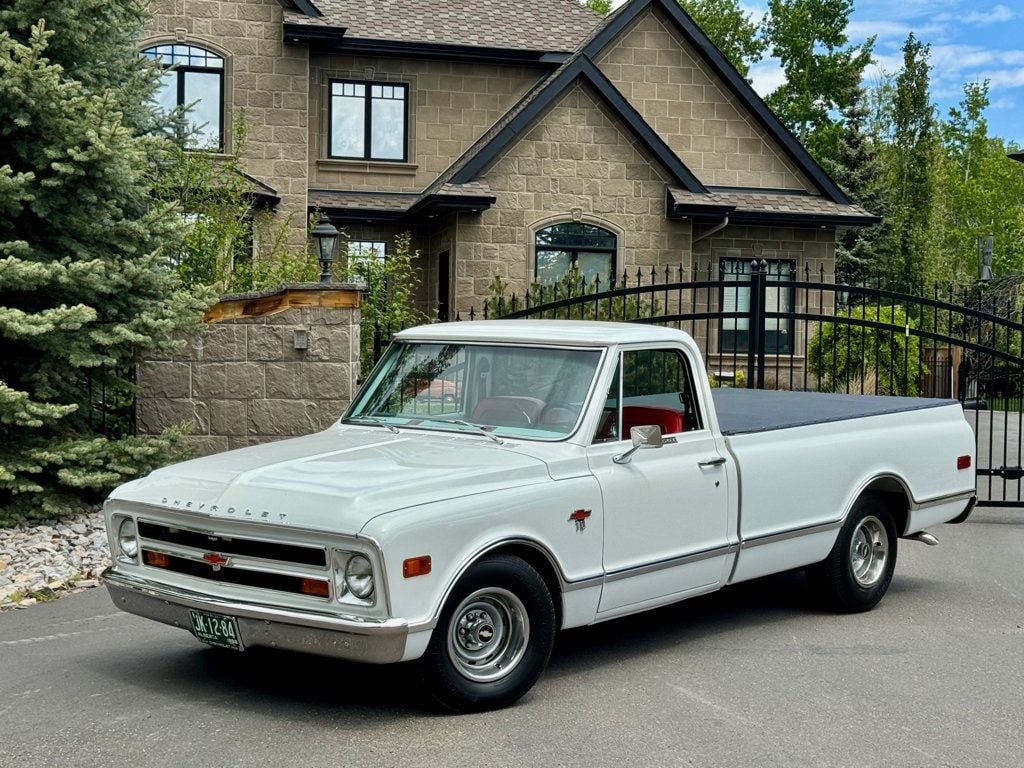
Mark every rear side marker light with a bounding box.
[403,556,432,578]
[300,578,330,598]
[143,550,170,568]
[957,455,972,470]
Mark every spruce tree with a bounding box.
[0,5,209,523]
[824,82,890,286]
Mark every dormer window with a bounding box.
[330,80,408,162]
[143,44,224,151]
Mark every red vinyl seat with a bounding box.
[621,405,684,436]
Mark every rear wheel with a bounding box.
[808,493,898,613]
[418,554,555,713]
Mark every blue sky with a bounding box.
[611,1,1024,146]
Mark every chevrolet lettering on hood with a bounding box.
[159,497,286,522]
[101,320,977,715]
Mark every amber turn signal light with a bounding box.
[300,578,330,597]
[143,550,170,568]
[403,555,432,578]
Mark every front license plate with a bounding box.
[189,609,242,651]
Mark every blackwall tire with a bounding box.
[418,554,555,713]
[808,493,898,613]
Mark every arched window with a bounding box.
[535,223,616,286]
[142,44,224,150]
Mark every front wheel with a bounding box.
[808,493,898,613]
[418,554,555,712]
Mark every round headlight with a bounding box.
[118,518,138,561]
[344,554,374,599]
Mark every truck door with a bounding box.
[586,347,732,615]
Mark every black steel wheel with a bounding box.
[418,554,555,713]
[808,493,898,613]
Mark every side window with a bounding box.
[593,349,702,443]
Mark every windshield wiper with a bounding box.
[416,417,505,445]
[343,416,400,434]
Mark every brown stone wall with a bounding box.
[309,54,547,192]
[597,7,812,192]
[144,0,310,245]
[137,288,361,456]
[453,83,692,312]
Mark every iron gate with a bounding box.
[492,261,1024,508]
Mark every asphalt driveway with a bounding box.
[1,509,1021,768]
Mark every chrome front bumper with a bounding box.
[102,568,411,664]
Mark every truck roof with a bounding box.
[395,320,690,346]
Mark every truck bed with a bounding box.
[710,388,957,436]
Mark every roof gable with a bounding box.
[431,0,850,205]
[439,56,706,193]
[590,0,850,203]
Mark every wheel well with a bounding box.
[481,543,564,629]
[862,478,911,535]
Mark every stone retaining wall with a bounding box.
[137,285,362,455]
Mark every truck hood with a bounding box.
[109,425,551,534]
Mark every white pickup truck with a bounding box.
[102,321,977,711]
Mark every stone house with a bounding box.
[144,0,875,363]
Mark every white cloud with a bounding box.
[748,59,786,97]
[991,97,1018,111]
[936,4,1015,25]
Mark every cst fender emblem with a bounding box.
[569,509,591,532]
[202,552,230,571]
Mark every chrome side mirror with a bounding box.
[613,425,664,464]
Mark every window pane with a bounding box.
[332,93,365,157]
[575,251,613,287]
[371,94,405,160]
[183,71,221,148]
[156,70,177,113]
[536,250,572,284]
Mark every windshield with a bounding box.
[344,341,603,440]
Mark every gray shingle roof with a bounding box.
[309,190,420,212]
[284,0,603,52]
[669,188,876,222]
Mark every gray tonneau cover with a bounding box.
[711,388,956,436]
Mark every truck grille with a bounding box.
[136,519,330,599]
[138,520,326,567]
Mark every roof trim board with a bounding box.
[450,57,706,192]
[314,36,563,64]
[588,0,851,204]
[285,0,323,18]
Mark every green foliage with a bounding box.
[763,0,873,164]
[881,34,941,291]
[342,232,427,374]
[582,0,612,15]
[677,0,766,78]
[155,120,319,293]
[0,7,209,524]
[824,84,891,285]
[807,306,923,396]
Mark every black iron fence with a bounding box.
[371,261,1024,506]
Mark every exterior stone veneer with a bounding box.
[137,285,362,456]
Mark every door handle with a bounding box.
[698,457,726,468]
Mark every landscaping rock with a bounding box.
[0,509,110,611]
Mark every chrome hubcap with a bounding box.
[447,588,529,682]
[850,515,889,588]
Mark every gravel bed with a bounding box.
[0,510,110,610]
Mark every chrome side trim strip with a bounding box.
[562,573,604,592]
[740,519,843,549]
[602,544,739,584]
[911,489,977,511]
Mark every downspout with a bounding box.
[692,215,729,245]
